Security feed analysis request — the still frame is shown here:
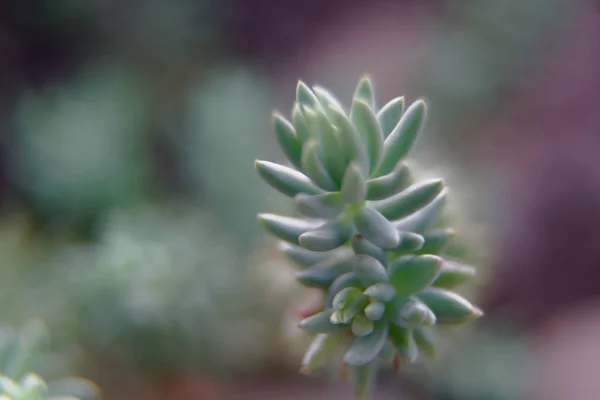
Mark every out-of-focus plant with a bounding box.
[181,66,282,249]
[0,320,99,400]
[8,63,154,231]
[256,76,482,398]
[68,203,292,376]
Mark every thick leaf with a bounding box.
[257,213,320,244]
[366,163,412,200]
[301,334,343,374]
[327,272,364,308]
[397,299,436,328]
[3,320,48,380]
[388,232,425,257]
[417,288,483,325]
[393,189,448,233]
[301,140,339,191]
[333,287,363,310]
[364,283,396,303]
[389,324,418,364]
[413,327,437,357]
[377,97,405,139]
[20,373,47,393]
[378,341,396,362]
[297,81,320,108]
[364,301,386,321]
[373,179,444,221]
[388,255,443,296]
[352,76,375,109]
[295,192,346,219]
[351,235,387,266]
[350,99,383,174]
[354,206,400,249]
[255,160,322,197]
[304,107,347,183]
[296,253,354,288]
[0,376,21,398]
[418,228,456,255]
[314,85,345,116]
[300,310,351,334]
[354,255,389,286]
[352,314,375,336]
[341,163,367,204]
[328,105,369,175]
[344,323,388,366]
[299,218,354,251]
[432,260,476,289]
[339,295,370,323]
[351,365,376,400]
[273,112,303,169]
[376,99,427,176]
[292,103,310,143]
[279,243,351,268]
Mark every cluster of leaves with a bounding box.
[256,76,482,398]
[0,320,99,400]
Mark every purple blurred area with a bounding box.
[1,0,600,399]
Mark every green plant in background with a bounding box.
[69,203,291,376]
[255,76,482,398]
[0,320,99,400]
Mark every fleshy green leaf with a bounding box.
[351,365,376,400]
[301,334,344,375]
[295,192,346,219]
[376,99,427,176]
[388,232,425,257]
[366,163,412,200]
[279,243,351,268]
[388,255,443,296]
[303,107,347,183]
[300,310,351,334]
[351,235,387,266]
[397,299,436,328]
[363,283,396,303]
[352,314,375,337]
[352,76,375,109]
[377,97,405,139]
[413,327,437,357]
[393,190,448,233]
[373,179,444,221]
[296,253,355,288]
[389,324,418,364]
[336,295,370,324]
[354,206,399,249]
[328,105,369,176]
[344,323,388,366]
[431,260,476,289]
[327,272,364,308]
[417,288,483,325]
[314,85,345,116]
[418,228,456,255]
[273,112,303,169]
[301,140,339,191]
[341,163,367,204]
[299,218,354,252]
[255,160,322,197]
[257,213,319,244]
[292,103,310,143]
[333,287,363,310]
[350,99,383,174]
[297,81,320,108]
[378,341,396,362]
[354,255,389,286]
[364,301,386,321]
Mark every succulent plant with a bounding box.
[255,76,483,398]
[0,320,99,400]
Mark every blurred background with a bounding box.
[1,0,599,398]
